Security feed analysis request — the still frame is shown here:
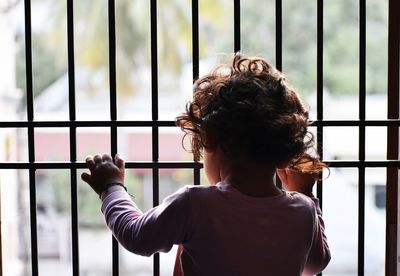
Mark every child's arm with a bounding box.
[301,197,331,275]
[81,154,192,256]
[276,168,331,275]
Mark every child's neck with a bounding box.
[221,160,282,198]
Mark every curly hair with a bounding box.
[176,54,326,176]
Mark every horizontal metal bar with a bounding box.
[0,161,204,169]
[0,120,177,128]
[326,160,400,167]
[311,120,400,127]
[0,160,398,170]
[1,119,399,128]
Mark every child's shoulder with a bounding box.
[284,191,320,212]
[175,184,318,211]
[182,184,222,196]
[176,183,228,202]
[161,185,219,207]
[167,185,224,213]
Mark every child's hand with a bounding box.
[276,168,315,197]
[81,153,125,196]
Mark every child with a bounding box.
[81,54,331,275]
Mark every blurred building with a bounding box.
[0,0,22,275]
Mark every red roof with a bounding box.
[34,130,191,174]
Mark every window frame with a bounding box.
[0,0,399,275]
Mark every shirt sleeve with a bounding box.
[302,197,331,275]
[101,186,192,257]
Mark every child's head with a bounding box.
[177,54,325,175]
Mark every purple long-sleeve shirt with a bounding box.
[101,182,330,275]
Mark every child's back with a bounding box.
[82,54,331,276]
[101,181,329,275]
[174,184,325,275]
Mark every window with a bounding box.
[1,0,398,275]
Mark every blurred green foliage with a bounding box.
[16,0,388,99]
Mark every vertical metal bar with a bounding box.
[316,0,324,206]
[358,1,366,275]
[316,2,322,270]
[275,0,282,71]
[67,1,76,122]
[28,169,38,276]
[109,0,117,124]
[150,0,158,124]
[70,168,79,276]
[24,3,34,124]
[316,1,322,271]
[357,165,366,276]
[150,0,160,275]
[24,0,38,275]
[274,0,283,189]
[151,167,160,276]
[192,0,201,186]
[108,0,118,157]
[67,0,79,275]
[386,0,399,274]
[150,0,158,131]
[316,3,324,275]
[192,0,199,82]
[317,4,324,276]
[233,0,241,52]
[108,0,119,275]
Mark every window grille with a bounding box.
[0,0,399,275]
